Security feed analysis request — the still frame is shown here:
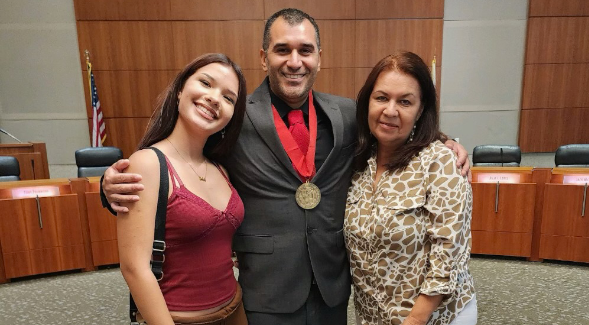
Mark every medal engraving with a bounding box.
[296,182,321,210]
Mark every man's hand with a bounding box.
[103,159,144,213]
[444,139,472,182]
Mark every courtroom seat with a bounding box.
[555,144,589,168]
[75,147,123,177]
[0,156,20,181]
[472,145,521,167]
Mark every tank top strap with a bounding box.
[212,161,230,183]
[164,155,183,188]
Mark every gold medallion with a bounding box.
[295,182,321,210]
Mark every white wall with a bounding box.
[440,0,552,167]
[0,0,90,178]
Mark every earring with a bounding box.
[408,125,416,143]
[221,128,225,139]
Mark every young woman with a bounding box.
[117,53,248,325]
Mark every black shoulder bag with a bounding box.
[130,147,169,324]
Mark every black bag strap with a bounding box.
[130,147,169,324]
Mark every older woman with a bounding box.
[345,52,476,325]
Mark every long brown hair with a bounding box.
[354,51,444,172]
[137,53,247,161]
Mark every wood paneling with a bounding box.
[541,184,584,235]
[529,0,589,17]
[471,231,532,257]
[77,21,176,70]
[74,0,171,20]
[518,108,589,152]
[355,20,443,68]
[522,63,589,109]
[86,192,119,266]
[0,195,85,279]
[316,20,355,68]
[82,70,177,118]
[98,118,151,158]
[264,0,355,20]
[572,237,589,263]
[356,0,444,19]
[172,21,264,70]
[314,68,356,100]
[539,234,572,261]
[526,17,589,64]
[243,69,268,94]
[171,0,264,20]
[530,168,552,261]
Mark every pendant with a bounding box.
[295,182,321,210]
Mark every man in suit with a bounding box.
[102,8,469,325]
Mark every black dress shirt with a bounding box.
[269,88,334,172]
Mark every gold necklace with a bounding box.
[166,138,207,182]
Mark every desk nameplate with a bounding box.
[477,173,521,184]
[11,186,60,199]
[562,174,589,185]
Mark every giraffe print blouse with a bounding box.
[344,141,475,325]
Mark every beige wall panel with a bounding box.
[242,69,267,94]
[170,0,264,20]
[264,0,355,19]
[519,108,589,152]
[355,19,443,68]
[356,0,444,19]
[74,0,171,20]
[172,21,264,70]
[93,118,150,158]
[526,17,589,64]
[314,68,356,99]
[82,71,178,118]
[522,63,589,109]
[77,21,175,70]
[316,20,355,68]
[529,0,589,17]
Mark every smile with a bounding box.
[379,121,399,129]
[195,102,218,120]
[282,73,306,80]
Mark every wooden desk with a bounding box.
[0,143,50,180]
[471,167,536,257]
[84,177,119,266]
[540,168,589,263]
[0,179,86,282]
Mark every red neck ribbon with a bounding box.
[272,91,317,182]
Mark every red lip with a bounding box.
[194,101,218,119]
[379,121,399,128]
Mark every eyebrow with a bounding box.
[373,89,416,98]
[201,72,238,98]
[272,42,316,50]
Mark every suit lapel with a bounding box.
[246,80,300,180]
[313,91,344,181]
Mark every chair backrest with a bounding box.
[75,147,123,177]
[472,145,521,167]
[0,156,21,182]
[555,144,589,168]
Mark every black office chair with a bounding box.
[75,147,123,177]
[472,145,521,167]
[555,144,589,168]
[0,156,21,181]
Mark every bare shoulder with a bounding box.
[126,149,162,187]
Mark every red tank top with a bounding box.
[158,156,244,311]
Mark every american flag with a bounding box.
[86,59,106,147]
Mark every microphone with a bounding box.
[500,148,504,167]
[0,127,23,143]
